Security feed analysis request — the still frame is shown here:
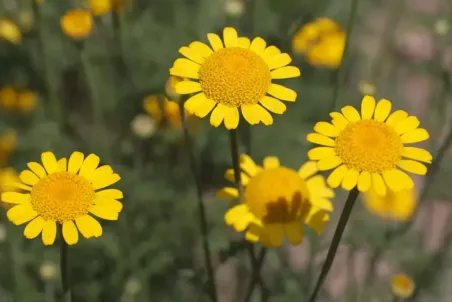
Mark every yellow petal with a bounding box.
[216,187,239,200]
[92,173,120,190]
[298,161,318,179]
[271,66,301,79]
[264,223,284,247]
[224,169,250,185]
[27,162,46,178]
[19,170,39,186]
[242,104,273,126]
[341,169,359,190]
[224,107,240,130]
[284,221,304,245]
[79,154,100,178]
[240,154,261,176]
[309,197,334,211]
[317,156,342,170]
[372,173,386,196]
[57,158,67,172]
[41,152,58,174]
[184,93,207,114]
[308,147,336,160]
[7,203,37,225]
[382,169,414,192]
[268,53,292,70]
[233,212,253,232]
[401,128,429,143]
[245,223,261,242]
[305,207,330,234]
[374,99,392,121]
[223,27,238,47]
[361,95,376,120]
[189,41,213,58]
[178,46,205,64]
[175,81,202,94]
[224,204,248,226]
[259,96,286,114]
[390,189,417,221]
[68,151,84,173]
[24,216,45,239]
[75,215,102,238]
[262,45,281,63]
[237,37,250,49]
[357,171,371,192]
[341,106,361,122]
[194,97,217,118]
[89,205,119,220]
[306,133,335,147]
[62,221,79,245]
[263,156,280,169]
[96,189,123,200]
[267,84,297,102]
[330,112,349,131]
[327,165,348,188]
[207,33,223,51]
[306,175,335,199]
[169,66,199,79]
[402,147,432,163]
[210,104,239,129]
[386,110,408,127]
[249,37,266,54]
[394,116,420,135]
[42,220,57,246]
[314,122,340,137]
[95,198,123,212]
[2,192,30,204]
[397,160,427,175]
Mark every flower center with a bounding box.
[31,172,95,223]
[335,120,403,173]
[244,167,310,224]
[198,47,271,107]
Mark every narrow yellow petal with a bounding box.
[394,116,420,135]
[357,171,371,192]
[92,173,120,190]
[307,147,336,160]
[76,215,102,238]
[237,37,250,49]
[402,147,432,163]
[57,158,67,172]
[327,165,348,188]
[314,122,340,137]
[79,154,100,178]
[268,53,292,70]
[95,199,123,212]
[224,204,248,226]
[341,169,359,191]
[172,57,201,71]
[240,154,261,176]
[341,106,361,122]
[264,223,284,247]
[401,128,429,143]
[397,160,427,175]
[224,107,240,130]
[361,95,376,120]
[189,41,213,58]
[249,37,266,54]
[241,104,273,126]
[19,170,39,186]
[298,161,318,179]
[270,66,301,79]
[41,151,58,174]
[175,81,202,94]
[27,162,47,178]
[263,156,280,169]
[184,93,206,114]
[24,216,45,239]
[216,187,239,200]
[96,189,123,200]
[2,192,31,204]
[42,220,57,246]
[89,205,119,220]
[317,156,342,171]
[262,45,281,63]
[310,198,334,211]
[207,33,223,51]
[62,221,79,245]
[372,173,386,196]
[284,221,304,245]
[306,133,336,147]
[267,84,297,102]
[169,67,199,79]
[245,223,261,242]
[382,169,414,192]
[7,204,38,225]
[259,96,286,114]
[330,112,349,131]
[68,151,84,173]
[305,208,330,234]
[386,110,408,127]
[374,99,392,121]
[178,46,205,64]
[223,27,238,47]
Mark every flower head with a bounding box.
[170,27,301,129]
[165,76,183,101]
[0,86,17,109]
[87,0,113,16]
[391,274,415,298]
[0,87,38,113]
[307,96,432,196]
[1,151,122,245]
[61,9,93,40]
[0,19,21,44]
[17,90,38,112]
[217,155,333,247]
[364,187,416,221]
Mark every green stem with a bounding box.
[178,96,217,302]
[244,248,267,302]
[308,188,360,302]
[60,233,72,302]
[328,0,360,113]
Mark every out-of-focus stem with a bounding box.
[60,233,72,302]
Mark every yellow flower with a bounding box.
[143,95,196,129]
[0,86,17,109]
[87,0,113,16]
[0,167,19,197]
[364,188,416,221]
[61,9,94,40]
[1,151,122,245]
[0,19,22,44]
[307,95,432,196]
[391,274,415,298]
[165,76,183,101]
[304,31,345,68]
[217,155,333,247]
[170,27,301,129]
[292,18,341,54]
[17,90,38,112]
[0,130,16,154]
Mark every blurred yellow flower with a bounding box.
[0,86,17,109]
[0,168,19,209]
[358,80,376,96]
[39,262,58,280]
[0,19,21,44]
[0,130,16,155]
[218,155,333,247]
[165,76,183,101]
[0,87,38,113]
[61,9,93,40]
[307,95,432,196]
[130,114,157,138]
[87,0,113,16]
[292,18,345,68]
[170,27,300,129]
[364,188,416,221]
[391,274,415,298]
[17,90,38,112]
[1,151,123,245]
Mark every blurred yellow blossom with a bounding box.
[292,18,345,68]
[87,0,113,16]
[0,19,21,44]
[0,86,17,109]
[0,130,16,155]
[0,167,19,208]
[165,76,183,101]
[391,274,415,298]
[358,80,376,96]
[17,90,38,112]
[0,87,38,113]
[364,188,416,221]
[131,114,157,138]
[61,9,93,40]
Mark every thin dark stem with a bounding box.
[328,0,360,113]
[308,188,360,302]
[244,248,268,302]
[60,233,72,302]
[179,96,217,302]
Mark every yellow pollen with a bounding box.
[199,47,271,107]
[335,120,403,173]
[244,167,310,224]
[31,172,95,223]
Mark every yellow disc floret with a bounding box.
[335,120,403,173]
[244,167,310,224]
[199,47,271,107]
[31,172,95,222]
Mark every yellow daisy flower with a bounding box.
[391,274,415,298]
[87,0,113,16]
[307,95,432,196]
[17,90,38,112]
[170,27,301,129]
[217,154,333,247]
[60,9,93,40]
[292,18,341,54]
[304,31,345,68]
[1,151,122,245]
[364,187,416,221]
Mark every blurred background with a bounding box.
[0,0,452,301]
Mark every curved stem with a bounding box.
[328,0,360,113]
[60,233,72,302]
[178,96,217,302]
[308,188,360,302]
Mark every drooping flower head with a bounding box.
[364,187,416,221]
[1,151,123,245]
[307,95,432,196]
[391,274,415,298]
[217,155,333,247]
[170,27,301,129]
